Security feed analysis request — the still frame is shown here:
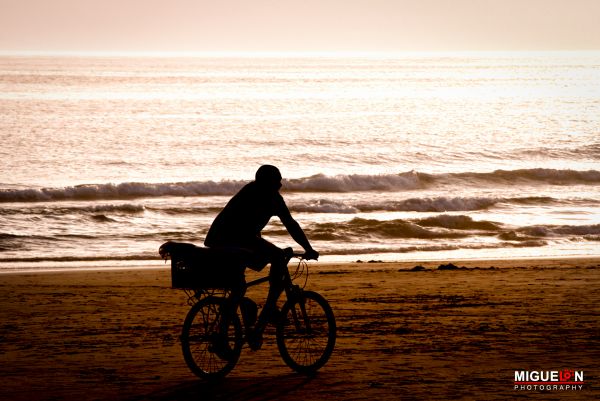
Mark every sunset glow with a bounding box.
[1,0,599,53]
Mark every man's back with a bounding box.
[204,181,286,247]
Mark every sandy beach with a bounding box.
[1,257,599,400]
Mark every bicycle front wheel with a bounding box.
[276,290,336,374]
[181,296,243,380]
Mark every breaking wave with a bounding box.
[2,168,598,203]
[290,196,593,214]
[298,217,599,243]
[3,218,597,263]
[517,224,600,237]
[2,196,591,217]
[445,168,600,185]
[0,181,246,203]
[285,171,425,192]
[416,215,501,231]
[0,203,147,215]
[305,215,502,241]
[324,241,549,256]
[0,254,157,263]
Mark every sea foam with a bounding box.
[2,168,598,203]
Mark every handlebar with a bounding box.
[285,247,319,261]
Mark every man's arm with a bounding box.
[281,213,312,250]
[278,204,318,259]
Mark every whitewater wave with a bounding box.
[517,224,600,237]
[449,168,600,185]
[0,241,550,263]
[2,196,589,218]
[0,203,223,216]
[0,254,158,263]
[0,181,246,203]
[287,168,600,193]
[285,172,425,192]
[290,195,598,214]
[289,197,506,214]
[323,241,549,256]
[1,168,599,202]
[1,196,571,216]
[354,197,500,213]
[290,199,359,214]
[286,169,600,192]
[304,216,502,241]
[4,219,598,263]
[292,216,600,242]
[416,215,501,230]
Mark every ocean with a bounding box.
[1,52,599,272]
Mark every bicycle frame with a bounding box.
[236,253,307,328]
[183,253,306,332]
[178,250,335,379]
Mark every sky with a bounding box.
[1,0,599,54]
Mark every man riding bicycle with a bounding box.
[204,165,319,348]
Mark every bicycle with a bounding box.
[159,242,336,380]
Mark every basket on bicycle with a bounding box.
[159,241,247,290]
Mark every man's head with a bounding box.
[255,165,282,191]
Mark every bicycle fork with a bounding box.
[286,284,313,334]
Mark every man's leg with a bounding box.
[255,241,286,331]
[262,254,286,321]
[214,265,246,360]
[245,239,286,349]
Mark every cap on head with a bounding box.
[255,165,282,188]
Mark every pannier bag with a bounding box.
[159,241,248,289]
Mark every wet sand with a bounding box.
[1,258,599,400]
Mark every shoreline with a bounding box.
[1,255,599,275]
[1,257,599,400]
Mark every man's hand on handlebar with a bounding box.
[304,248,319,260]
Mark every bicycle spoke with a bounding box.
[182,298,243,379]
[277,291,336,374]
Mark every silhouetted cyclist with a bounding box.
[205,165,319,349]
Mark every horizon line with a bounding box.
[1,49,600,58]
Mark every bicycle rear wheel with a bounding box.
[276,290,336,374]
[181,297,243,379]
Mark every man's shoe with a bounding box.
[210,334,234,361]
[247,330,263,351]
[268,308,283,324]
